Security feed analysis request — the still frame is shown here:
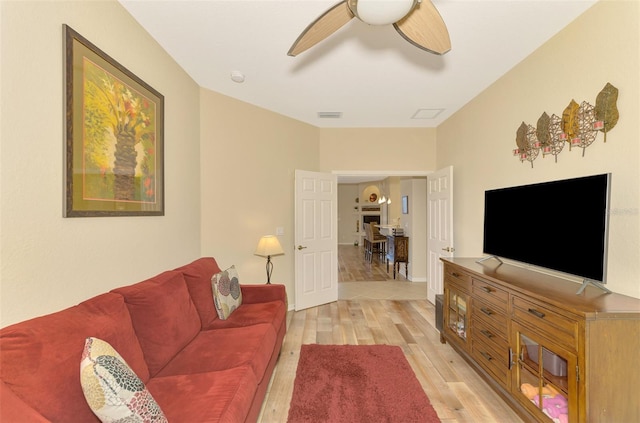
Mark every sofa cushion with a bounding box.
[155,323,277,384]
[206,300,286,333]
[211,266,242,320]
[112,270,200,376]
[148,367,257,423]
[81,337,167,423]
[0,293,147,423]
[174,257,222,328]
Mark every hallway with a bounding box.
[338,244,428,301]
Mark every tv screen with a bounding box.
[482,174,610,283]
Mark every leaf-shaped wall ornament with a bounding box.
[594,82,619,142]
[574,101,597,156]
[525,124,540,167]
[545,114,565,162]
[516,122,528,151]
[537,112,551,148]
[562,99,580,147]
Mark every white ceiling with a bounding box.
[119,0,595,129]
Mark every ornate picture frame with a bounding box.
[64,25,164,217]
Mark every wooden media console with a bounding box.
[441,257,640,423]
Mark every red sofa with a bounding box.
[0,257,287,422]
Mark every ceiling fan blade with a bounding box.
[288,1,354,57]
[393,0,451,55]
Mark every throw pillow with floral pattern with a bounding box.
[80,337,167,423]
[211,265,242,319]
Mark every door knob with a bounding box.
[442,247,455,252]
[297,245,307,250]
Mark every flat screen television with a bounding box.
[481,173,611,294]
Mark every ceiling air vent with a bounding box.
[317,111,342,119]
[412,108,445,119]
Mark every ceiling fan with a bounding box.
[288,0,451,57]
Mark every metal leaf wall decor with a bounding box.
[572,101,598,156]
[516,122,528,151]
[513,122,539,168]
[536,112,564,162]
[594,82,619,142]
[513,83,619,166]
[562,99,580,142]
[536,112,551,147]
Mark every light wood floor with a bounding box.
[338,244,408,282]
[259,300,523,422]
[338,244,429,300]
[258,247,524,423]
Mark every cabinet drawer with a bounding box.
[444,267,471,291]
[472,278,509,312]
[471,337,509,387]
[472,298,508,331]
[446,276,470,294]
[471,315,508,351]
[511,296,579,350]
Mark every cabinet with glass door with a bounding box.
[511,322,578,423]
[444,284,469,351]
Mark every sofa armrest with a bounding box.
[1,383,51,423]
[241,284,286,305]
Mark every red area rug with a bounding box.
[287,344,440,423]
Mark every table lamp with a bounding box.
[254,235,284,284]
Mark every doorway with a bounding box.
[337,244,427,300]
[335,171,429,300]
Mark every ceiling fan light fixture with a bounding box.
[348,0,417,26]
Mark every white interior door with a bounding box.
[427,166,454,304]
[294,170,338,311]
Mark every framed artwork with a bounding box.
[402,196,409,214]
[64,25,164,217]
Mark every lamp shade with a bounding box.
[254,235,284,257]
[348,0,416,25]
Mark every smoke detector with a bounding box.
[230,71,245,83]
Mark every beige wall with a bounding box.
[0,0,202,326]
[437,0,639,298]
[400,178,428,282]
[338,184,359,245]
[387,177,402,224]
[199,90,319,301]
[318,128,437,172]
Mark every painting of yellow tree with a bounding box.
[65,25,163,217]
[83,58,157,203]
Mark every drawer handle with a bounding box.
[480,329,493,338]
[452,272,461,278]
[481,286,493,293]
[528,308,546,319]
[480,351,493,361]
[481,307,493,316]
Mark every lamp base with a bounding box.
[266,255,273,284]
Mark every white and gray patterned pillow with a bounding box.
[80,337,167,423]
[211,265,242,319]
